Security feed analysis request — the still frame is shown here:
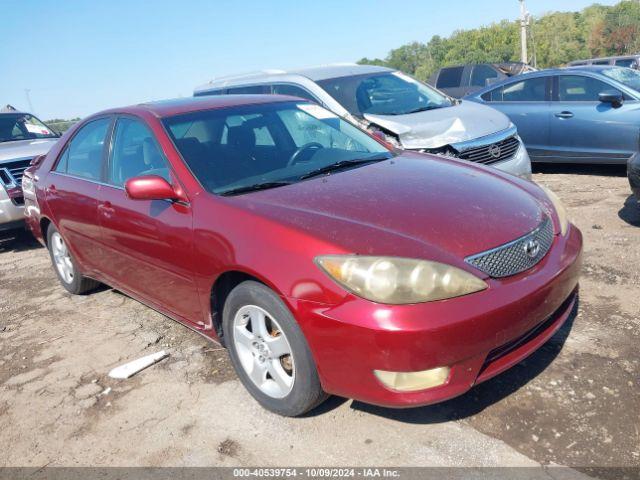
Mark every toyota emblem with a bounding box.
[489,144,502,159]
[523,239,540,258]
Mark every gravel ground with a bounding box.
[0,165,638,478]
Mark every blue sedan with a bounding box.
[466,66,640,165]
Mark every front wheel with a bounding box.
[222,281,328,416]
[46,225,100,295]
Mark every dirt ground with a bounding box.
[0,165,638,477]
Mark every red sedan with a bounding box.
[22,96,582,416]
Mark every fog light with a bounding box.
[374,366,450,392]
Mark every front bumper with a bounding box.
[0,186,25,232]
[291,224,582,408]
[628,152,640,202]
[492,142,532,180]
[412,138,532,181]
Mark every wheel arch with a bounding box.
[209,268,285,343]
[39,216,53,246]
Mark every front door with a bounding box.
[97,115,203,325]
[548,74,638,163]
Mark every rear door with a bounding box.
[548,74,638,163]
[46,117,112,273]
[97,115,203,325]
[481,75,552,161]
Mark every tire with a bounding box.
[222,280,328,416]
[46,224,100,295]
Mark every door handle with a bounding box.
[98,201,115,217]
[46,184,57,194]
[555,111,574,119]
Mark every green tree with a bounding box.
[355,1,640,80]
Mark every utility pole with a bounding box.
[24,89,34,113]
[519,0,529,65]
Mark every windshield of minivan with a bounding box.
[0,113,58,143]
[317,71,453,117]
[163,102,393,195]
[601,67,640,93]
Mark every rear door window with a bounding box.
[499,77,548,102]
[226,85,269,94]
[271,84,318,103]
[55,118,111,181]
[436,67,464,89]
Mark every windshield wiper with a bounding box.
[219,181,294,196]
[403,105,441,114]
[299,155,390,180]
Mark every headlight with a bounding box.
[315,256,487,304]
[539,185,569,236]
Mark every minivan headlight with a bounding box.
[315,256,487,304]
[540,185,569,236]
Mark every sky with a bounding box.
[0,0,620,120]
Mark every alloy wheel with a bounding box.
[51,232,74,284]
[232,305,295,398]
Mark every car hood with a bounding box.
[0,138,58,163]
[231,153,545,263]
[363,100,510,150]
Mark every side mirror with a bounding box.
[125,175,179,201]
[599,90,624,108]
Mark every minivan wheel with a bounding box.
[222,281,328,416]
[46,225,100,295]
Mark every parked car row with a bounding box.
[1,59,636,418]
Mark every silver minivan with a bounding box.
[194,64,532,179]
[568,54,640,69]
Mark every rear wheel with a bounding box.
[222,281,328,416]
[47,225,100,295]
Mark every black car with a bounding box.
[428,62,536,98]
[629,154,640,202]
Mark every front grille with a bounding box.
[457,135,520,165]
[465,217,554,278]
[0,158,32,188]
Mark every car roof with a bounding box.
[195,63,394,91]
[98,94,305,119]
[287,63,393,81]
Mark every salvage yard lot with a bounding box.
[1,166,638,474]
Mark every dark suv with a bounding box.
[428,63,536,98]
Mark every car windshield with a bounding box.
[317,71,453,117]
[0,113,59,143]
[601,67,640,93]
[163,101,393,195]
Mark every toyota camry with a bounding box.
[23,95,582,416]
